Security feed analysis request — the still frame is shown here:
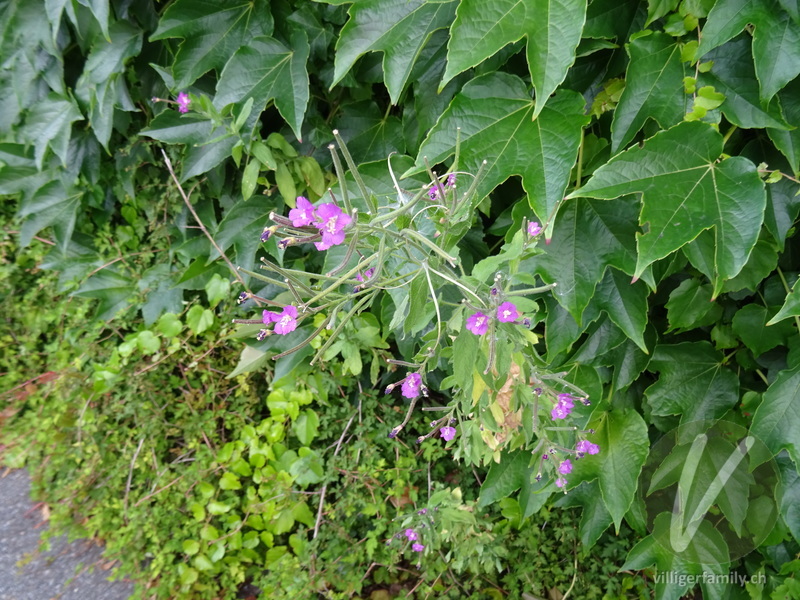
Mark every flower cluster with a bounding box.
[256,305,299,340]
[551,393,575,420]
[576,439,600,456]
[428,172,456,200]
[176,92,191,114]
[466,301,520,335]
[265,196,353,252]
[396,528,424,552]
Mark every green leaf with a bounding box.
[593,268,649,352]
[769,278,800,325]
[331,0,456,104]
[204,273,230,309]
[699,36,791,130]
[644,342,739,422]
[532,197,639,324]
[776,455,800,541]
[186,305,214,335]
[610,32,687,152]
[664,278,722,332]
[215,33,310,140]
[732,304,794,355]
[409,73,587,236]
[292,409,319,446]
[477,451,533,508]
[698,0,800,101]
[139,112,215,145]
[208,199,271,275]
[336,101,405,164]
[17,180,81,251]
[751,366,800,467]
[569,408,649,531]
[136,331,161,355]
[227,344,269,378]
[570,121,766,297]
[72,268,137,320]
[21,93,82,169]
[583,0,643,41]
[646,0,679,25]
[443,0,587,117]
[219,472,242,490]
[150,0,273,89]
[182,540,200,556]
[241,158,259,200]
[768,78,800,174]
[555,480,613,547]
[156,313,183,337]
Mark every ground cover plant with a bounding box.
[3,0,800,598]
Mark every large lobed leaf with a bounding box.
[611,32,687,153]
[328,0,457,105]
[215,33,310,140]
[751,366,800,467]
[569,121,766,297]
[569,408,650,532]
[644,342,739,423]
[532,197,639,325]
[150,0,273,89]
[698,0,800,102]
[443,0,587,116]
[407,72,588,237]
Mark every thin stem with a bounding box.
[260,258,314,295]
[328,145,352,215]
[333,129,375,214]
[236,266,290,292]
[575,126,584,188]
[505,283,558,296]
[326,228,359,277]
[422,261,442,352]
[427,265,486,307]
[161,150,247,289]
[303,254,377,308]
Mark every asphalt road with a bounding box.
[0,469,134,600]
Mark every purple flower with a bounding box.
[466,312,489,335]
[401,373,422,399]
[273,305,299,335]
[439,426,456,441]
[555,477,567,488]
[551,393,575,420]
[576,440,600,455]
[260,229,272,242]
[176,92,190,113]
[557,393,575,409]
[404,529,418,541]
[497,302,519,323]
[262,310,279,325]
[558,459,573,475]
[446,173,456,187]
[528,221,542,237]
[289,196,316,227]
[356,267,375,283]
[411,543,425,552]
[313,202,351,250]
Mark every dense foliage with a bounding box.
[3,0,800,599]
